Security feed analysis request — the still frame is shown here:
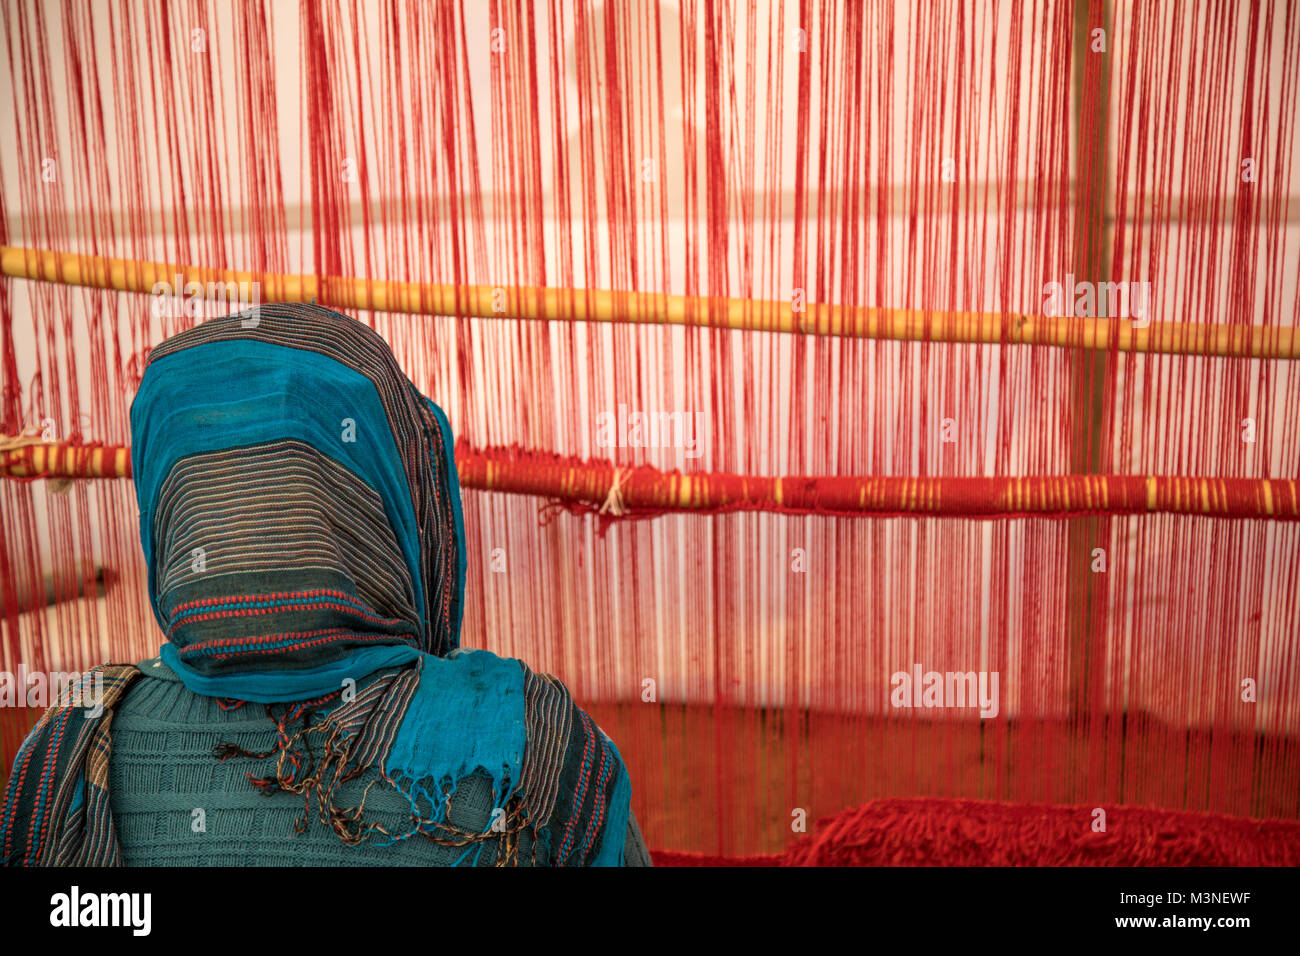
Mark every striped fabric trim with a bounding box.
[154,440,417,635]
[177,628,408,662]
[577,732,617,860]
[54,724,121,866]
[351,665,422,769]
[542,704,629,867]
[167,590,404,631]
[555,710,599,863]
[299,663,423,771]
[517,667,574,827]
[149,438,431,677]
[0,665,141,867]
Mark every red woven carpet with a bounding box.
[651,798,1300,866]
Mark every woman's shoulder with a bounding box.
[402,648,632,866]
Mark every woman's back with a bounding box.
[106,657,648,866]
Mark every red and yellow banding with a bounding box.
[4,437,1297,520]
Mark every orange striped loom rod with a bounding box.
[4,438,1297,521]
[3,245,1296,360]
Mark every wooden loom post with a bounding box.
[1067,0,1113,725]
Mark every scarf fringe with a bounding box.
[379,769,538,866]
[213,692,389,846]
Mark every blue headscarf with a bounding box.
[130,303,467,702]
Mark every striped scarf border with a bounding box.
[517,667,574,828]
[0,665,142,867]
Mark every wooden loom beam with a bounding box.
[3,438,1298,521]
[2,245,1297,360]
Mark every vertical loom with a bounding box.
[1,0,1299,860]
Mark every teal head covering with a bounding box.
[5,302,634,867]
[129,302,467,702]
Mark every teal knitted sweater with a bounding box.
[108,657,649,866]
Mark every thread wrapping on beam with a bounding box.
[5,436,1297,521]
